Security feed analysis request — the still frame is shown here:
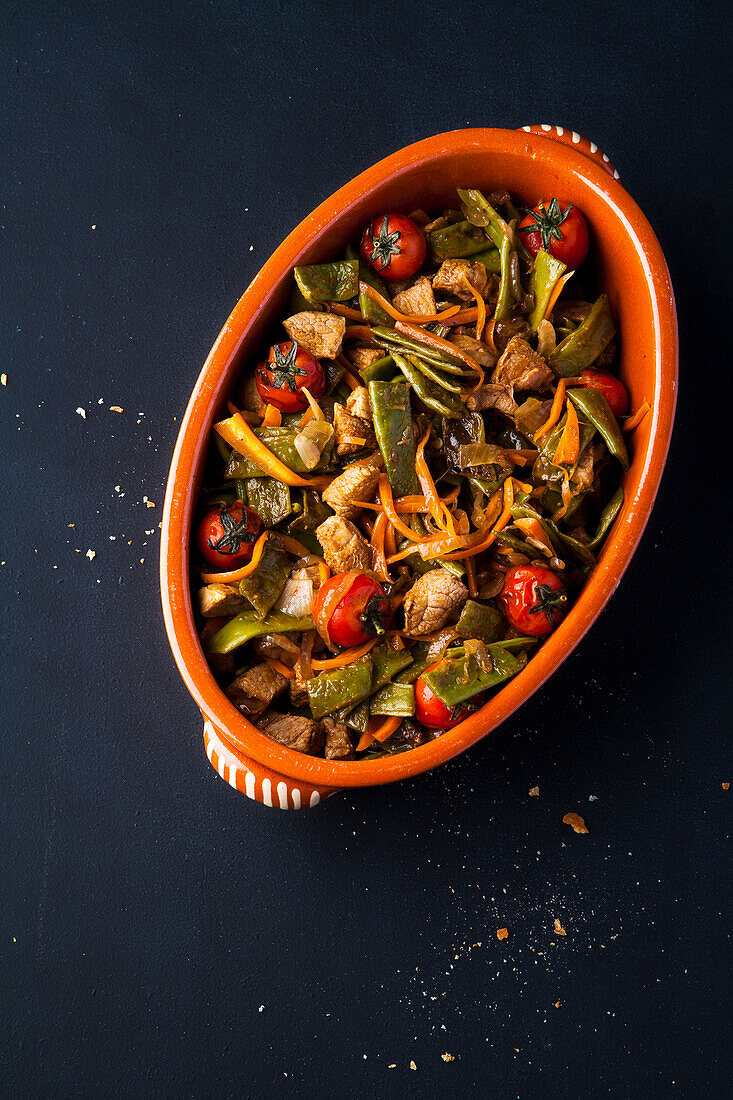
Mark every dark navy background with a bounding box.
[2,2,730,1097]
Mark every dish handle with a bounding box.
[202,718,340,809]
[518,124,619,180]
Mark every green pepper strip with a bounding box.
[369,682,415,717]
[587,486,624,550]
[345,243,393,326]
[207,611,314,655]
[358,354,395,384]
[470,247,501,274]
[237,541,291,620]
[391,352,465,417]
[368,381,419,497]
[372,326,474,377]
[510,501,595,570]
[421,647,526,709]
[550,294,615,377]
[457,189,513,251]
[529,250,567,330]
[455,600,504,643]
[243,477,292,528]
[429,220,490,260]
[307,655,373,720]
[294,258,359,304]
[567,388,629,471]
[494,233,514,323]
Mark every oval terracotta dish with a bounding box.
[160,125,677,809]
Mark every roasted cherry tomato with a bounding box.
[415,662,483,730]
[359,213,427,281]
[255,340,325,413]
[197,500,262,570]
[518,199,589,268]
[498,565,567,636]
[572,369,629,418]
[312,572,392,648]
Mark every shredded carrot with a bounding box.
[394,320,483,375]
[553,471,573,521]
[544,271,575,320]
[352,487,460,514]
[371,511,390,583]
[553,398,580,465]
[461,274,487,341]
[261,403,282,427]
[264,657,296,680]
[514,517,554,556]
[378,474,433,543]
[416,429,444,529]
[372,715,403,743]
[356,730,373,752]
[623,399,651,433]
[298,406,315,429]
[344,324,378,344]
[484,317,498,355]
[327,303,364,321]
[276,533,313,559]
[200,531,269,583]
[408,208,430,226]
[335,353,362,389]
[216,409,332,489]
[533,379,567,443]
[464,554,478,597]
[311,637,378,671]
[384,519,397,559]
[439,481,513,562]
[511,479,534,494]
[317,559,330,585]
[359,282,461,324]
[443,307,479,326]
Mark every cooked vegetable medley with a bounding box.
[194,187,646,760]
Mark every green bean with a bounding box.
[471,247,501,274]
[494,233,514,322]
[345,243,393,325]
[529,249,567,330]
[207,611,314,655]
[421,647,526,709]
[372,326,473,376]
[457,189,513,251]
[587,486,624,550]
[455,600,504,643]
[511,501,595,569]
[294,259,359,303]
[368,381,419,496]
[371,645,414,691]
[307,655,373,719]
[391,352,465,417]
[369,682,415,717]
[238,541,291,619]
[429,220,490,259]
[550,294,615,377]
[567,388,629,471]
[358,355,395,384]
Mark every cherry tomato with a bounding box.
[359,213,427,280]
[415,662,483,730]
[312,572,392,648]
[572,369,629,418]
[518,199,589,268]
[498,565,567,636]
[255,340,325,413]
[197,501,262,569]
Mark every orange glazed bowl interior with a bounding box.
[160,127,677,793]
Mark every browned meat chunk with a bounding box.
[466,384,519,417]
[258,712,324,755]
[227,663,288,710]
[491,336,554,392]
[346,386,372,420]
[347,346,383,374]
[572,442,604,492]
[236,371,265,415]
[198,583,247,618]
[316,515,371,573]
[322,717,355,760]
[289,632,315,706]
[403,569,468,636]
[283,311,345,359]
[199,619,235,675]
[432,259,489,301]
[392,276,436,317]
[333,403,376,457]
[449,333,497,369]
[322,461,380,519]
[423,214,450,234]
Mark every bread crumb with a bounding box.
[723,782,730,790]
[0,373,7,386]
[109,406,124,413]
[409,1060,417,1071]
[76,407,86,419]
[554,1000,561,1008]
[145,501,155,509]
[441,1052,455,1063]
[86,549,96,560]
[496,927,509,941]
[563,812,589,834]
[529,786,539,797]
[553,919,567,936]
[388,1064,396,1069]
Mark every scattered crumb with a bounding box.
[68,523,75,528]
[563,812,589,834]
[92,224,97,229]
[1,373,7,386]
[258,1005,264,1012]
[554,1000,561,1008]
[441,1052,455,1063]
[145,501,155,509]
[409,1061,417,1071]
[723,782,730,791]
[553,919,567,936]
[496,928,509,941]
[388,1064,396,1070]
[109,406,123,413]
[76,407,86,419]
[86,549,96,561]
[529,786,539,797]
[589,794,598,801]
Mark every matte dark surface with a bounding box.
[2,2,730,1097]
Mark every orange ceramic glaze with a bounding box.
[160,126,677,808]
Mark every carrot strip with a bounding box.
[328,303,365,321]
[439,481,513,562]
[553,398,580,466]
[378,474,433,543]
[623,399,651,433]
[443,308,479,326]
[352,487,460,514]
[311,637,378,670]
[533,379,567,443]
[384,519,397,559]
[553,471,573,521]
[416,429,444,529]
[344,324,379,344]
[461,274,487,341]
[356,730,374,752]
[261,404,282,427]
[359,282,461,324]
[544,271,575,320]
[393,320,483,375]
[298,406,315,429]
[314,569,360,649]
[514,517,554,557]
[335,353,362,389]
[372,715,403,743]
[264,657,296,680]
[200,531,270,583]
[216,409,332,489]
[484,317,498,355]
[371,511,391,583]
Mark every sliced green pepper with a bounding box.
[345,243,393,326]
[391,352,465,417]
[371,645,414,690]
[455,600,504,643]
[342,698,369,734]
[243,477,292,528]
[587,486,624,550]
[457,189,512,251]
[550,294,615,377]
[429,220,490,259]
[307,655,373,720]
[294,259,359,304]
[368,380,419,496]
[358,354,395,384]
[369,682,415,717]
[207,611,314,655]
[226,426,332,477]
[567,387,629,471]
[238,540,291,620]
[471,247,501,274]
[529,249,567,330]
[421,647,526,709]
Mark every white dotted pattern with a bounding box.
[520,124,619,180]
